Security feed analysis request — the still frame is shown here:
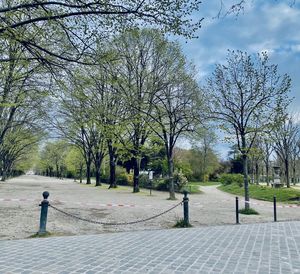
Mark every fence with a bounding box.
[235,196,279,224]
[37,191,190,235]
[36,190,300,236]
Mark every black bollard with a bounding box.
[236,197,239,224]
[273,195,277,222]
[183,191,190,226]
[38,191,50,235]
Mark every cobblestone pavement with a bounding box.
[0,221,300,274]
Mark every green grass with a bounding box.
[189,181,220,186]
[173,219,192,228]
[29,231,52,238]
[182,185,203,194]
[238,208,259,215]
[219,183,300,203]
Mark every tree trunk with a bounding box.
[241,134,250,209]
[109,160,116,188]
[108,141,117,189]
[168,156,176,200]
[255,161,259,185]
[95,165,101,186]
[133,157,140,193]
[79,165,83,183]
[1,169,6,181]
[94,152,102,187]
[242,154,250,209]
[292,164,296,186]
[49,167,53,177]
[86,156,92,185]
[266,159,270,186]
[250,159,254,184]
[56,163,59,178]
[285,159,290,188]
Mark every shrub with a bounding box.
[174,170,188,191]
[203,174,209,182]
[139,174,151,188]
[238,208,259,215]
[116,173,130,186]
[155,179,169,191]
[100,173,109,183]
[155,174,190,193]
[126,173,133,186]
[173,219,192,228]
[220,173,243,187]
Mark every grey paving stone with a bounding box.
[0,221,300,273]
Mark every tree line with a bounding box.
[0,0,298,207]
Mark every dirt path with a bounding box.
[0,175,299,240]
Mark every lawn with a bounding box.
[218,183,300,203]
[182,184,203,194]
[188,181,220,186]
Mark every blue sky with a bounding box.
[177,0,300,158]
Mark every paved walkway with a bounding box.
[1,221,300,274]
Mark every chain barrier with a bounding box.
[49,202,182,226]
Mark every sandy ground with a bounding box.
[0,175,299,240]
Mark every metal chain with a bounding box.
[49,202,182,226]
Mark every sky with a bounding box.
[176,0,300,158]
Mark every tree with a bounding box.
[291,136,300,185]
[247,142,264,185]
[0,38,46,180]
[206,50,291,209]
[0,38,46,148]
[39,141,69,178]
[0,0,202,66]
[173,146,220,182]
[87,64,125,189]
[53,69,107,185]
[258,135,274,186]
[190,128,219,181]
[111,29,163,193]
[111,29,201,197]
[65,146,86,182]
[271,115,299,188]
[150,55,201,199]
[0,126,40,180]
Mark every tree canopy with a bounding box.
[0,0,202,66]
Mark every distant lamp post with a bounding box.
[272,166,281,188]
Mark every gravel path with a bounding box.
[0,175,299,240]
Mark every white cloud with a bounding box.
[178,0,300,152]
[247,41,276,56]
[290,44,300,53]
[262,3,300,31]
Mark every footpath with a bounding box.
[1,221,300,274]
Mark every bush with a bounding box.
[139,174,151,188]
[155,174,190,193]
[174,170,189,191]
[220,173,243,187]
[173,219,192,228]
[116,173,130,186]
[100,173,109,183]
[155,179,169,191]
[126,173,133,186]
[238,208,259,215]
